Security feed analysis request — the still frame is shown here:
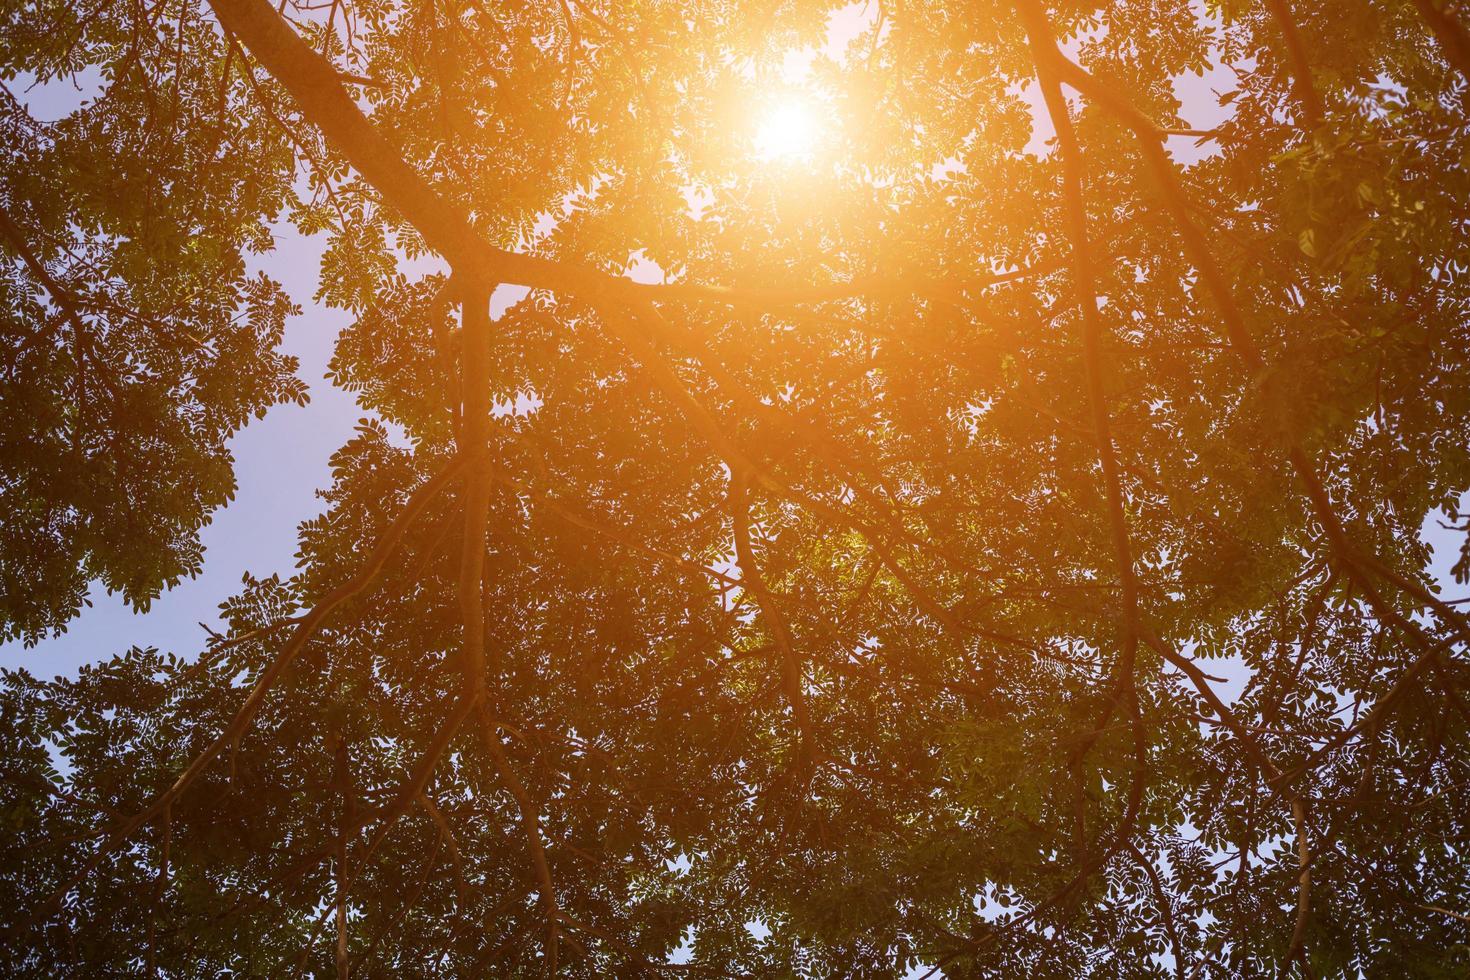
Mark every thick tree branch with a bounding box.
[457,282,493,693]
[1414,0,1470,82]
[1020,11,1152,904]
[302,283,500,947]
[459,281,560,969]
[1020,8,1143,768]
[1263,0,1325,128]
[205,0,1034,310]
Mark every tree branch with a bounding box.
[1263,0,1325,129]
[1286,797,1314,975]
[16,452,466,936]
[730,468,816,776]
[480,718,560,973]
[1414,0,1470,82]
[205,0,1038,309]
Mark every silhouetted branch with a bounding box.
[1263,0,1325,128]
[1286,798,1313,975]
[1414,0,1470,82]
[730,468,816,776]
[16,452,466,936]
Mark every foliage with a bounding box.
[3,0,1470,976]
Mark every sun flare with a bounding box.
[754,97,821,162]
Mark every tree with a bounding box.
[2,0,1469,975]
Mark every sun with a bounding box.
[754,97,821,162]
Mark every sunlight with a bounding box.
[754,96,821,162]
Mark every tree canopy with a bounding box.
[3,0,1470,975]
